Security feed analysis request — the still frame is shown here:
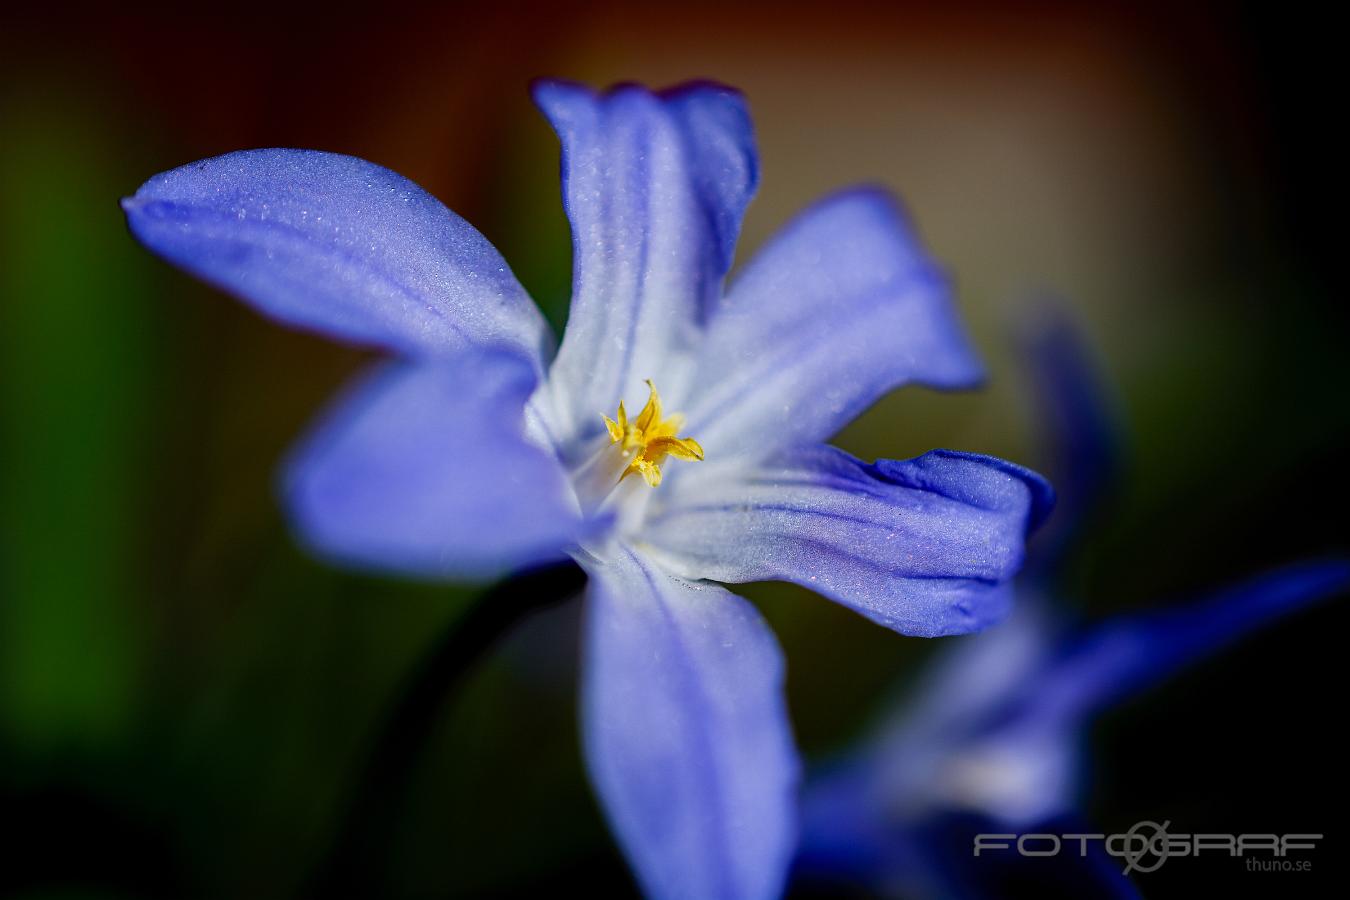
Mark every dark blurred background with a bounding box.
[2,2,1346,897]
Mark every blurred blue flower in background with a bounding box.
[794,309,1350,898]
[122,80,1050,899]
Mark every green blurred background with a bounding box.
[2,3,1346,897]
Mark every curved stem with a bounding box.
[304,559,586,897]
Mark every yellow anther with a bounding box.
[602,380,704,487]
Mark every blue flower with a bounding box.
[123,81,1051,900]
[794,308,1350,898]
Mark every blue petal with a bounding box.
[795,761,898,883]
[645,446,1052,637]
[890,563,1348,826]
[926,565,1350,825]
[804,559,1350,853]
[1017,303,1122,564]
[798,804,1145,899]
[533,80,758,446]
[918,812,1144,900]
[580,546,798,900]
[284,351,590,579]
[683,189,985,459]
[123,149,551,364]
[999,559,1350,729]
[858,603,1074,825]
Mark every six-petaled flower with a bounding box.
[123,80,1052,900]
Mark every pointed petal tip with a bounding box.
[120,190,161,221]
[658,78,748,104]
[119,148,550,361]
[529,76,591,105]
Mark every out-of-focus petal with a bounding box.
[644,445,1052,637]
[123,149,551,365]
[876,564,1349,828]
[533,80,757,448]
[847,598,1073,826]
[797,802,1144,899]
[922,812,1144,900]
[1016,302,1122,565]
[683,189,984,459]
[579,546,798,900]
[1002,559,1350,729]
[795,761,897,885]
[285,351,592,580]
[802,559,1350,867]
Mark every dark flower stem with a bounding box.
[305,560,586,898]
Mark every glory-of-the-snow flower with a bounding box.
[123,80,1051,900]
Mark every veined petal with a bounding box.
[534,80,758,445]
[123,149,552,365]
[644,445,1052,637]
[580,546,798,900]
[684,189,984,459]
[285,352,591,579]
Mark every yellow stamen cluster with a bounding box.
[602,380,704,487]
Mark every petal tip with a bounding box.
[658,78,748,104]
[529,76,589,100]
